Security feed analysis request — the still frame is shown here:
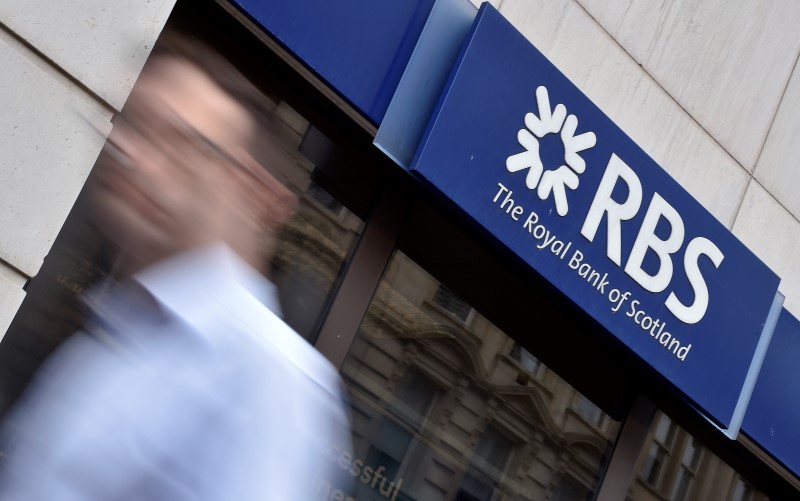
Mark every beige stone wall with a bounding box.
[0,1,176,337]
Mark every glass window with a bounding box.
[575,396,605,428]
[457,426,516,500]
[267,116,366,340]
[510,343,542,379]
[640,414,677,487]
[338,250,619,501]
[730,476,754,501]
[672,437,703,501]
[431,285,473,323]
[552,476,590,501]
[629,412,769,501]
[473,426,514,468]
[670,437,702,501]
[394,370,439,427]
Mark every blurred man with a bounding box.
[0,36,350,500]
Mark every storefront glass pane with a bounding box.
[629,412,769,501]
[338,250,620,500]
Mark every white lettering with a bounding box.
[569,249,584,270]
[537,233,557,250]
[624,193,685,293]
[581,154,643,265]
[493,183,509,203]
[523,211,538,232]
[665,237,724,324]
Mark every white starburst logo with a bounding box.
[506,86,596,216]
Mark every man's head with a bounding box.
[90,39,296,274]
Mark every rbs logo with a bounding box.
[581,155,724,325]
[506,86,596,216]
[508,86,724,325]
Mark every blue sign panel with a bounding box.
[411,5,780,427]
[743,309,800,477]
[231,0,435,123]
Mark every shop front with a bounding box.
[1,0,798,499]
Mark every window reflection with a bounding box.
[510,343,542,381]
[431,285,474,324]
[641,414,677,487]
[552,477,590,501]
[629,412,768,501]
[730,476,754,501]
[457,426,514,500]
[575,396,605,428]
[341,250,618,500]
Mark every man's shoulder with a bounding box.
[227,295,343,399]
[133,244,345,398]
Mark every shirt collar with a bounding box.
[132,243,282,333]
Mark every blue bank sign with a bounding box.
[411,5,780,429]
[231,0,435,123]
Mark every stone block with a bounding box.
[1,0,176,110]
[0,38,110,277]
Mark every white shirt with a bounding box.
[0,244,351,501]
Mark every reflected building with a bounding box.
[628,413,769,501]
[339,251,618,500]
